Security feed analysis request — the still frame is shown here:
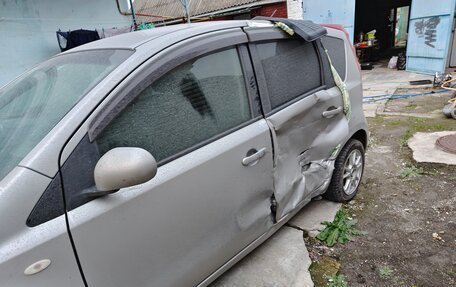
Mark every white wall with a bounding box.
[302,0,356,43]
[0,0,132,87]
[287,0,303,19]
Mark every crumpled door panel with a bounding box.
[267,89,349,219]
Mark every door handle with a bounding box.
[242,147,267,166]
[322,106,343,118]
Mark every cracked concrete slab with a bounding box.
[288,200,342,237]
[408,131,456,165]
[209,226,313,287]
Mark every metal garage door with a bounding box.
[406,0,456,74]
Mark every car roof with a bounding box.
[63,20,251,53]
[62,20,341,54]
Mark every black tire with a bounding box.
[324,139,365,202]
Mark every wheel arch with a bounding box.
[349,129,368,150]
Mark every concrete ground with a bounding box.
[362,62,436,118]
[210,200,341,287]
[408,131,456,165]
[362,63,434,97]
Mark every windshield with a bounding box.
[0,49,133,181]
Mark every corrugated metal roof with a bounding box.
[133,0,284,23]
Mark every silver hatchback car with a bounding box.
[0,19,367,286]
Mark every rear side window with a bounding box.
[321,36,346,80]
[97,47,251,163]
[256,40,322,109]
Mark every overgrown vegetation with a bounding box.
[316,209,367,247]
[379,265,394,279]
[326,274,348,287]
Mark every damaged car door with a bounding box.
[249,33,349,220]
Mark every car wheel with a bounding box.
[324,139,365,202]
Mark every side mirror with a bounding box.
[94,147,157,192]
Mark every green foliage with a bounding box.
[400,165,424,178]
[326,274,348,287]
[316,209,367,247]
[379,265,394,279]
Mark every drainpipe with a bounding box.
[180,0,191,23]
[129,0,137,27]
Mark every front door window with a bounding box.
[97,47,251,163]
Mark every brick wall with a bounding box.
[250,2,288,18]
[207,2,288,21]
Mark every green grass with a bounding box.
[326,274,348,287]
[316,209,367,247]
[386,119,402,126]
[400,117,453,147]
[405,103,418,110]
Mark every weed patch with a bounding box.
[316,209,367,247]
[400,165,424,178]
[326,274,348,287]
[379,265,394,279]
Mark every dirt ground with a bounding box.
[307,91,456,287]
